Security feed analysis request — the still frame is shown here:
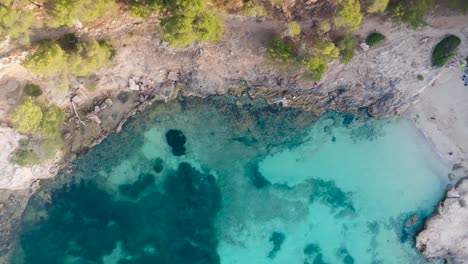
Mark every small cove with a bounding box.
[11,95,448,264]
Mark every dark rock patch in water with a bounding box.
[246,163,271,189]
[153,158,164,173]
[119,173,155,199]
[304,243,321,255]
[166,129,186,156]
[309,179,355,216]
[337,248,354,264]
[312,253,327,264]
[342,114,354,127]
[267,231,285,258]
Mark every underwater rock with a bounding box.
[342,114,354,127]
[304,243,320,256]
[337,248,354,264]
[165,129,186,156]
[304,243,323,264]
[309,179,355,215]
[312,253,327,264]
[246,163,271,189]
[153,158,164,173]
[119,173,155,199]
[268,231,285,258]
[15,162,222,264]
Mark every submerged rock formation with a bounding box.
[416,179,468,263]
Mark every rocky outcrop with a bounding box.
[416,179,468,263]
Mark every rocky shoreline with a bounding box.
[416,178,468,264]
[1,10,468,263]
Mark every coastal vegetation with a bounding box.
[9,96,65,166]
[24,84,43,97]
[45,0,115,28]
[10,97,65,140]
[431,35,461,67]
[390,0,435,27]
[366,32,385,47]
[0,0,34,44]
[243,1,267,17]
[23,37,113,78]
[449,0,468,11]
[10,139,40,167]
[288,21,301,38]
[267,36,295,65]
[366,0,390,13]
[337,35,357,63]
[268,34,340,81]
[333,0,363,32]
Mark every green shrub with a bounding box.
[267,36,295,64]
[45,0,115,27]
[333,0,362,31]
[167,0,206,16]
[10,97,43,134]
[317,21,331,34]
[10,97,65,140]
[22,41,68,77]
[129,0,162,18]
[366,32,385,47]
[391,0,434,27]
[39,105,65,140]
[449,0,468,11]
[265,36,339,81]
[367,0,390,13]
[57,33,79,52]
[193,13,224,42]
[69,39,113,76]
[10,139,39,167]
[243,1,267,17]
[337,35,357,63]
[0,2,34,44]
[302,56,328,81]
[24,84,43,97]
[161,15,198,48]
[288,21,301,38]
[417,74,424,80]
[160,0,224,48]
[431,35,461,67]
[314,40,340,58]
[23,37,113,77]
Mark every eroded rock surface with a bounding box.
[416,179,468,263]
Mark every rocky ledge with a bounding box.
[416,178,468,263]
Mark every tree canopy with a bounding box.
[45,0,115,28]
[366,0,390,13]
[22,41,68,77]
[10,97,65,139]
[431,35,461,67]
[160,1,224,48]
[333,0,362,31]
[391,0,434,27]
[69,39,114,76]
[22,37,113,78]
[0,0,34,44]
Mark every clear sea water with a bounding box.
[12,95,448,264]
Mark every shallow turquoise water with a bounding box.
[13,96,448,264]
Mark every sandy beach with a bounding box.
[410,62,468,179]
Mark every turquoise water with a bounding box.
[12,96,448,264]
